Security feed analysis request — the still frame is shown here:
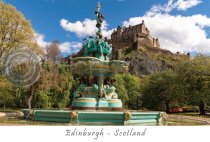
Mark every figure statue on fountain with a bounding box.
[95,2,103,39]
[83,2,112,62]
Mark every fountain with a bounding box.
[22,3,164,125]
[71,2,128,111]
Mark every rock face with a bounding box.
[111,46,185,77]
[126,50,159,76]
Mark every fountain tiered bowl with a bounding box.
[72,57,129,77]
[71,57,129,110]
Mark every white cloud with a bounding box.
[146,0,202,16]
[176,0,202,10]
[35,33,49,48]
[35,33,82,55]
[122,13,210,54]
[60,42,82,54]
[60,18,114,38]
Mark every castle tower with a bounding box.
[116,26,123,37]
[140,20,149,35]
[156,38,160,48]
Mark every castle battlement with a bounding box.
[110,20,160,49]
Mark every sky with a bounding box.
[3,0,210,57]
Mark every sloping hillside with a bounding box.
[112,44,188,77]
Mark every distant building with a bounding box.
[110,20,160,49]
[60,55,72,64]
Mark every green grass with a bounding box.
[0,108,22,113]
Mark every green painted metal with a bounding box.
[22,109,30,117]
[77,111,124,124]
[37,110,70,123]
[97,99,109,108]
[73,98,97,108]
[107,99,122,108]
[23,109,163,125]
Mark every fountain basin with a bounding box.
[72,98,123,110]
[22,109,163,125]
[97,99,109,108]
[107,99,122,108]
[72,98,97,109]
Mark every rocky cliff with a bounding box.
[111,44,188,77]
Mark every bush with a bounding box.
[182,105,199,112]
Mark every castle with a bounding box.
[110,20,160,50]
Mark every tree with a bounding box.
[0,0,35,61]
[46,41,60,61]
[175,55,210,115]
[0,75,13,109]
[141,70,179,113]
[13,87,28,108]
[123,74,141,109]
[113,74,128,108]
[29,59,73,109]
[113,74,141,109]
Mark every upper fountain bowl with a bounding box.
[71,57,129,77]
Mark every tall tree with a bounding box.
[123,74,141,109]
[113,74,128,108]
[0,75,13,109]
[175,55,210,115]
[46,41,60,61]
[0,0,44,76]
[29,60,73,109]
[0,1,45,109]
[0,0,35,58]
[141,70,179,113]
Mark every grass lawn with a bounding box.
[0,108,22,113]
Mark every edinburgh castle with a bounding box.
[108,20,173,60]
[110,20,160,50]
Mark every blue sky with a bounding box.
[4,0,210,56]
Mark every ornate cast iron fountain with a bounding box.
[71,2,129,110]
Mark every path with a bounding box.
[167,114,210,125]
[0,112,6,117]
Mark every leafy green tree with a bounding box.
[0,0,44,109]
[141,70,179,113]
[175,55,210,115]
[113,74,141,109]
[30,60,73,109]
[123,74,141,109]
[113,74,128,108]
[0,0,36,59]
[13,87,28,108]
[0,75,13,109]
